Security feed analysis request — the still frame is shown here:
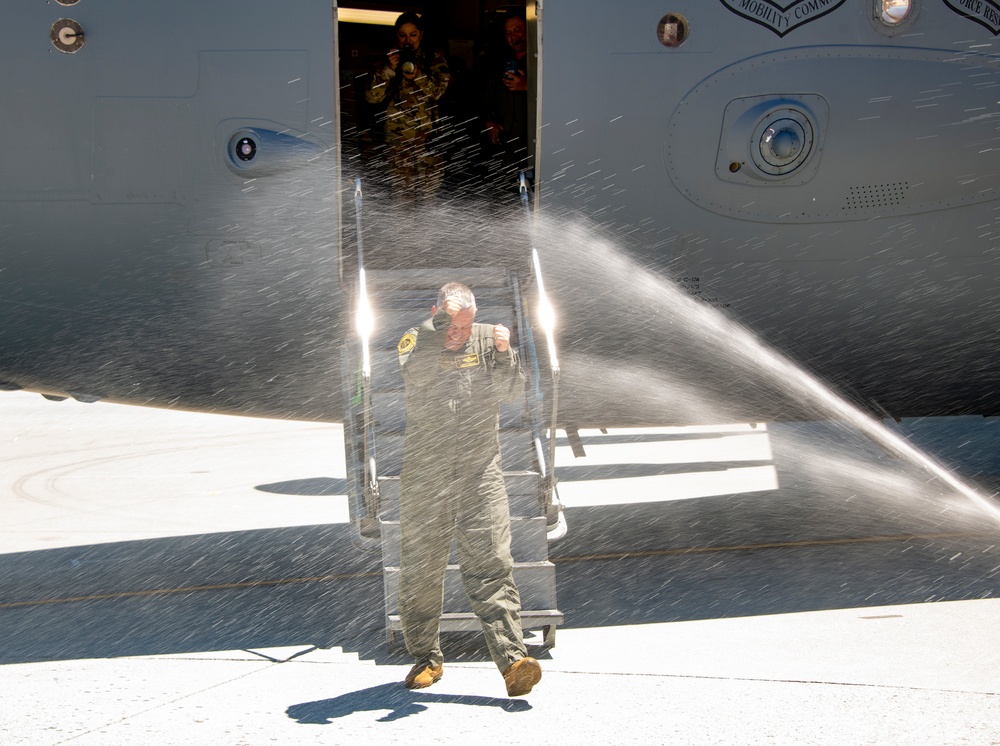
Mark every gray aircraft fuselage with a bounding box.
[1,0,998,426]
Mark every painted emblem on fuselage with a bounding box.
[943,0,1000,35]
[719,0,848,36]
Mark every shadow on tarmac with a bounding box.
[286,682,531,724]
[1,496,998,667]
[1,418,999,666]
[555,461,773,481]
[256,477,350,496]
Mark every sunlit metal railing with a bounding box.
[519,172,565,539]
[354,179,379,531]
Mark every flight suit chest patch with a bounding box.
[440,352,481,370]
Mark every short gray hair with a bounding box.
[437,282,476,311]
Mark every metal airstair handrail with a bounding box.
[519,172,562,532]
[354,179,379,528]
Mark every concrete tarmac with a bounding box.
[2,391,999,744]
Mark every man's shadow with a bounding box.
[287,682,531,724]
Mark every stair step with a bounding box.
[383,561,557,615]
[370,350,404,389]
[375,431,536,476]
[371,390,526,433]
[368,348,528,394]
[365,267,510,292]
[376,471,542,520]
[386,609,564,634]
[378,516,549,566]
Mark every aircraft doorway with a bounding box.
[334,2,537,237]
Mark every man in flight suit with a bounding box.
[396,281,542,697]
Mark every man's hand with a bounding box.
[485,121,504,146]
[503,69,528,92]
[493,324,511,353]
[443,297,464,316]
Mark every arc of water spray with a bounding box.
[796,362,1000,524]
[681,283,1000,526]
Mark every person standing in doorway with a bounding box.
[366,12,452,201]
[482,11,531,189]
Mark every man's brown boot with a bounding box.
[503,657,541,697]
[404,662,443,689]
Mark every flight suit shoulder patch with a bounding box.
[397,332,416,356]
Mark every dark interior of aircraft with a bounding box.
[336,1,531,215]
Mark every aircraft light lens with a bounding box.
[750,110,814,176]
[236,138,257,162]
[770,129,800,159]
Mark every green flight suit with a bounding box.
[396,308,527,671]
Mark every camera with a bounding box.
[398,44,417,75]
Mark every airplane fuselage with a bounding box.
[2,0,999,426]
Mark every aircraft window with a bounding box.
[55,0,80,5]
[879,0,911,24]
[657,14,689,48]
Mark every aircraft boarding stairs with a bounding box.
[342,267,563,649]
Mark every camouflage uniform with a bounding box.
[396,308,527,671]
[366,52,451,199]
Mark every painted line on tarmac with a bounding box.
[550,531,994,564]
[0,531,992,611]
[0,570,381,610]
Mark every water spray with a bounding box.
[654,263,1000,526]
[771,347,1000,525]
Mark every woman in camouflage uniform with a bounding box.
[365,12,451,200]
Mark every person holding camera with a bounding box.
[481,12,531,191]
[365,12,451,200]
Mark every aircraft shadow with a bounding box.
[555,431,749,447]
[255,477,350,496]
[2,415,999,667]
[556,461,773,481]
[1,498,997,667]
[286,682,530,724]
[0,523,381,665]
